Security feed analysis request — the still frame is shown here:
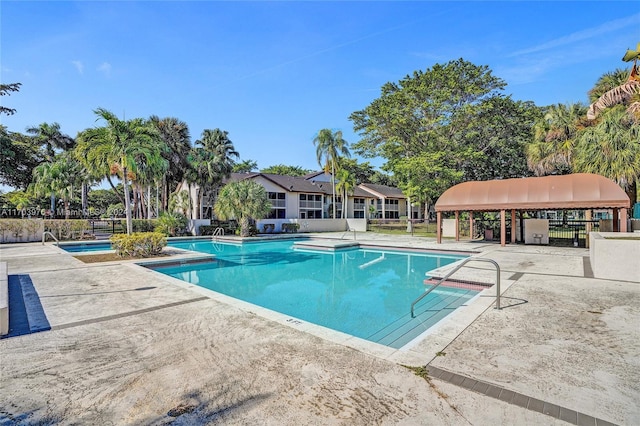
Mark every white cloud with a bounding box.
[510,13,640,57]
[97,62,112,77]
[71,60,84,75]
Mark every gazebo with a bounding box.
[434,173,631,246]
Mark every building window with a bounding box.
[353,197,365,219]
[384,199,399,219]
[299,193,323,218]
[267,192,286,219]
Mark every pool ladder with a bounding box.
[42,231,59,246]
[410,258,501,318]
[211,227,225,240]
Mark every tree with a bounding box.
[75,108,165,234]
[393,153,463,220]
[149,116,191,212]
[5,190,34,218]
[233,159,258,173]
[26,122,76,160]
[335,168,356,218]
[588,42,640,120]
[335,158,375,184]
[189,129,239,219]
[214,180,272,237]
[526,103,588,176]
[0,82,21,116]
[30,153,83,219]
[0,126,43,189]
[25,122,76,212]
[350,59,513,203]
[260,164,310,176]
[313,129,350,219]
[573,105,640,205]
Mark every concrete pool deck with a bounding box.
[0,233,638,425]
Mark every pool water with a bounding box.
[151,240,475,348]
[60,242,113,252]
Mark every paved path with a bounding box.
[0,234,638,425]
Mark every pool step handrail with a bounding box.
[42,231,59,246]
[212,227,225,240]
[341,228,357,240]
[411,257,501,318]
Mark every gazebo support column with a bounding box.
[585,210,592,248]
[511,209,516,243]
[436,211,442,244]
[469,211,474,240]
[500,209,506,247]
[455,211,460,241]
[613,208,619,232]
[620,208,627,232]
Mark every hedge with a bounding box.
[109,232,167,257]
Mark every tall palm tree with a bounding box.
[573,105,640,205]
[214,180,272,237]
[149,116,191,212]
[26,122,76,213]
[313,129,350,219]
[75,108,165,234]
[526,103,587,176]
[26,122,76,160]
[190,129,239,219]
[335,168,356,219]
[588,43,640,120]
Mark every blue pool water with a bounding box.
[60,242,113,252]
[150,240,475,348]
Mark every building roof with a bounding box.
[224,173,405,199]
[358,183,406,199]
[435,173,630,212]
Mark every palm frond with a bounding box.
[587,79,640,120]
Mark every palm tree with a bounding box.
[26,122,76,160]
[190,129,239,219]
[587,42,640,120]
[149,116,191,212]
[30,153,83,219]
[75,108,165,234]
[26,122,76,213]
[335,168,356,219]
[573,105,640,205]
[214,180,272,237]
[526,103,587,176]
[313,129,350,219]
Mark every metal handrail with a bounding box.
[411,257,501,318]
[341,228,357,240]
[42,231,59,246]
[212,227,225,240]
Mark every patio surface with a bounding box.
[0,232,638,425]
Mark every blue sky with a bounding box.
[1,1,639,184]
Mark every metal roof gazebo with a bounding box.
[434,173,631,246]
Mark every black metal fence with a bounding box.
[548,220,600,248]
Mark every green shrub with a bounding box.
[132,219,157,232]
[154,212,188,237]
[282,223,300,233]
[109,232,167,257]
[199,225,216,236]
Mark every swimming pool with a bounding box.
[148,239,476,349]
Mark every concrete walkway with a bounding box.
[0,233,638,425]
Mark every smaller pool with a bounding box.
[60,242,113,252]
